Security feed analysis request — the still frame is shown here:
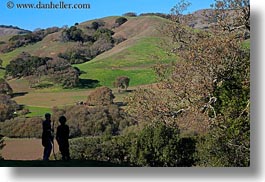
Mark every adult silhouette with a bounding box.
[56,116,70,161]
[42,113,53,161]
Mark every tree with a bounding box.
[127,0,250,166]
[130,122,196,167]
[87,86,115,106]
[123,12,137,17]
[0,79,13,95]
[115,17,128,26]
[0,94,19,122]
[114,76,130,92]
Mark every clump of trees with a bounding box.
[139,13,171,19]
[61,26,87,43]
[70,121,196,166]
[1,27,60,52]
[123,12,137,17]
[5,52,79,88]
[52,104,136,138]
[59,23,124,64]
[113,76,130,92]
[87,86,115,106]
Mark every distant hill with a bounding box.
[0,25,31,37]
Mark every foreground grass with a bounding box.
[0,160,128,167]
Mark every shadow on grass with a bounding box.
[11,92,28,98]
[77,79,100,89]
[0,160,130,167]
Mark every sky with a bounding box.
[0,0,215,30]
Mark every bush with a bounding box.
[0,94,19,122]
[130,122,196,167]
[113,76,130,92]
[70,122,197,167]
[115,17,128,26]
[123,12,137,17]
[0,117,43,138]
[0,79,13,95]
[87,86,115,106]
[52,104,136,137]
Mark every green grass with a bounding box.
[25,106,52,117]
[77,67,158,87]
[0,69,5,78]
[0,160,128,167]
[76,37,174,87]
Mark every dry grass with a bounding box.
[2,138,59,160]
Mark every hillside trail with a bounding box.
[2,138,59,160]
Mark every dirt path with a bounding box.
[2,138,59,160]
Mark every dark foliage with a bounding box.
[113,76,130,92]
[61,26,85,43]
[0,94,19,122]
[87,86,115,106]
[6,53,51,78]
[123,12,137,17]
[6,53,79,88]
[70,122,196,167]
[0,79,13,95]
[52,104,136,138]
[2,27,59,52]
[115,17,128,26]
[139,13,171,19]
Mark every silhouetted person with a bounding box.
[42,113,53,161]
[56,116,70,161]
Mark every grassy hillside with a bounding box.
[0,15,174,115]
[76,37,174,87]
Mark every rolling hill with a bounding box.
[0,15,175,116]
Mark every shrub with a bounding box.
[0,79,13,95]
[87,86,115,106]
[0,94,19,122]
[113,76,130,92]
[52,104,136,137]
[115,17,128,26]
[123,12,137,17]
[130,122,196,167]
[0,117,43,138]
[70,122,197,167]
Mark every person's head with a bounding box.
[59,116,67,125]
[45,113,51,120]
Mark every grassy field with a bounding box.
[76,37,174,87]
[0,68,4,78]
[25,106,52,117]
